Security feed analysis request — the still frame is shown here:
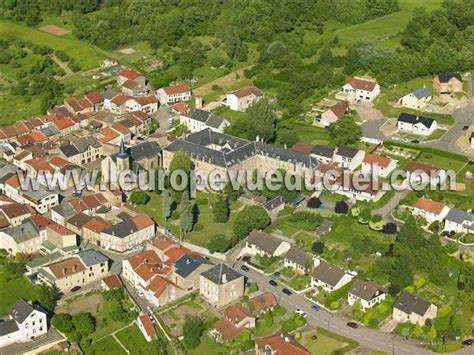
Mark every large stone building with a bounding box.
[199,263,244,308]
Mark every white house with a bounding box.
[398,86,432,110]
[311,261,354,292]
[341,77,380,103]
[179,109,229,133]
[283,247,312,273]
[412,197,450,224]
[470,132,474,149]
[0,299,48,347]
[334,146,365,171]
[125,96,158,114]
[444,208,474,234]
[225,86,262,112]
[393,292,438,326]
[348,280,387,311]
[245,231,291,258]
[361,154,397,179]
[397,113,437,136]
[156,82,191,105]
[316,102,350,127]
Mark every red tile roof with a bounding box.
[213,318,244,340]
[328,101,350,118]
[224,305,254,326]
[413,198,446,215]
[231,86,262,98]
[138,313,157,339]
[54,117,75,130]
[47,257,86,279]
[111,122,130,135]
[346,77,378,92]
[0,203,32,219]
[161,82,190,95]
[102,274,122,289]
[119,69,143,81]
[127,250,161,270]
[171,101,188,114]
[255,333,311,355]
[83,217,112,233]
[111,95,130,105]
[132,214,154,230]
[249,292,278,314]
[134,95,157,106]
[85,91,103,105]
[291,142,315,155]
[407,161,439,174]
[363,154,392,168]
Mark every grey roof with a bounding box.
[103,218,138,238]
[185,109,227,129]
[263,196,285,211]
[284,247,310,267]
[200,263,242,285]
[394,292,432,316]
[411,86,431,99]
[0,319,19,336]
[174,254,213,278]
[40,126,60,137]
[72,137,102,153]
[437,73,462,83]
[78,249,108,267]
[336,146,359,158]
[103,88,119,100]
[51,203,76,219]
[22,185,58,202]
[166,129,318,169]
[312,145,335,158]
[398,113,435,129]
[10,299,36,323]
[66,213,93,228]
[246,231,283,255]
[3,219,40,243]
[111,141,161,163]
[445,208,474,230]
[59,144,80,158]
[0,163,18,180]
[312,261,347,287]
[349,280,386,301]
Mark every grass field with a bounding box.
[83,336,126,355]
[0,21,105,70]
[115,325,164,355]
[303,327,359,354]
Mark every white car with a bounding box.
[295,308,308,318]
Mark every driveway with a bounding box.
[152,106,174,134]
[373,190,410,222]
[361,118,388,142]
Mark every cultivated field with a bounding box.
[39,24,70,36]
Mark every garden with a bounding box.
[302,327,359,354]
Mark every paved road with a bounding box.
[1,328,64,355]
[237,260,431,354]
[152,106,174,134]
[373,189,410,222]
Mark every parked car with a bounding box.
[462,339,474,346]
[272,271,281,277]
[137,290,144,296]
[282,288,292,296]
[411,140,420,144]
[295,308,307,318]
[462,125,469,131]
[311,304,321,311]
[347,322,358,329]
[269,280,277,287]
[241,265,249,272]
[70,286,81,292]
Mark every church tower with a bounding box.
[116,139,130,173]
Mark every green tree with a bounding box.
[51,313,74,334]
[233,205,271,239]
[224,180,241,202]
[179,190,194,238]
[162,189,172,221]
[318,46,333,65]
[389,247,415,289]
[207,234,232,253]
[129,191,150,205]
[246,98,275,142]
[72,312,96,339]
[37,284,55,311]
[329,117,362,146]
[182,315,204,349]
[169,151,193,202]
[212,193,229,223]
[358,208,371,224]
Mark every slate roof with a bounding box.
[263,196,285,211]
[312,261,348,287]
[411,86,431,99]
[246,231,283,255]
[336,146,359,158]
[445,208,474,230]
[437,73,462,83]
[394,292,432,316]
[3,219,40,243]
[110,141,161,163]
[174,254,212,278]
[200,263,242,285]
[284,247,310,267]
[103,218,138,238]
[78,250,108,267]
[349,280,386,301]
[10,299,36,323]
[398,113,435,129]
[0,318,19,336]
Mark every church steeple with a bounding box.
[118,138,128,158]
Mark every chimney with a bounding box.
[73,264,77,272]
[363,284,367,290]
[256,135,260,142]
[284,336,290,343]
[63,267,67,275]
[222,274,227,283]
[195,96,203,110]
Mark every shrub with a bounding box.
[288,211,322,230]
[211,84,223,91]
[128,191,150,205]
[233,205,271,238]
[329,301,340,310]
[194,223,204,231]
[312,241,325,254]
[207,234,232,253]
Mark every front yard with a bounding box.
[302,327,359,354]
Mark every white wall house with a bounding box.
[157,83,191,105]
[393,292,438,326]
[397,113,437,136]
[361,154,397,179]
[444,208,474,234]
[398,86,432,110]
[334,146,365,172]
[348,280,387,311]
[225,87,262,112]
[411,198,450,224]
[341,77,380,103]
[283,247,312,273]
[317,102,349,127]
[0,299,48,347]
[245,231,291,258]
[179,109,229,133]
[311,261,354,292]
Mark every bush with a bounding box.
[210,57,225,67]
[233,205,271,238]
[194,223,204,231]
[329,301,340,310]
[312,241,325,254]
[207,234,232,253]
[128,191,150,205]
[288,211,322,231]
[211,84,223,91]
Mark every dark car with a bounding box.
[269,280,277,287]
[411,140,420,144]
[462,125,469,131]
[462,339,474,346]
[70,286,81,292]
[347,322,358,329]
[240,265,249,272]
[272,271,281,277]
[311,304,321,311]
[282,288,292,296]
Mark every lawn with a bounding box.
[303,327,359,354]
[0,93,43,126]
[136,191,244,248]
[214,106,249,125]
[416,152,467,172]
[0,258,40,316]
[187,335,231,355]
[0,20,105,70]
[83,336,126,355]
[116,324,164,355]
[282,119,332,145]
[89,297,132,341]
[285,274,312,291]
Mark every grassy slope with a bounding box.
[0,267,40,315]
